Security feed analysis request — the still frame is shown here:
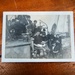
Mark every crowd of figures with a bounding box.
[6,15,62,58]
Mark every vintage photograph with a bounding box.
[2,12,74,62]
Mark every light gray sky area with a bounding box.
[8,15,69,33]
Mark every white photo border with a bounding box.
[2,11,75,62]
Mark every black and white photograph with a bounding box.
[2,11,74,62]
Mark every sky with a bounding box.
[8,15,69,33]
[30,15,68,32]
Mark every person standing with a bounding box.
[32,20,37,36]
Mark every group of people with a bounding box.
[6,15,62,58]
[6,15,35,39]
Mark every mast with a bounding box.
[56,15,60,33]
[57,15,60,25]
[67,15,70,36]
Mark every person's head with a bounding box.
[34,20,37,25]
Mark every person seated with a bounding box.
[32,31,50,58]
[51,34,62,54]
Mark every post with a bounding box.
[67,15,70,37]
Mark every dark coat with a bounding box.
[34,35,42,44]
